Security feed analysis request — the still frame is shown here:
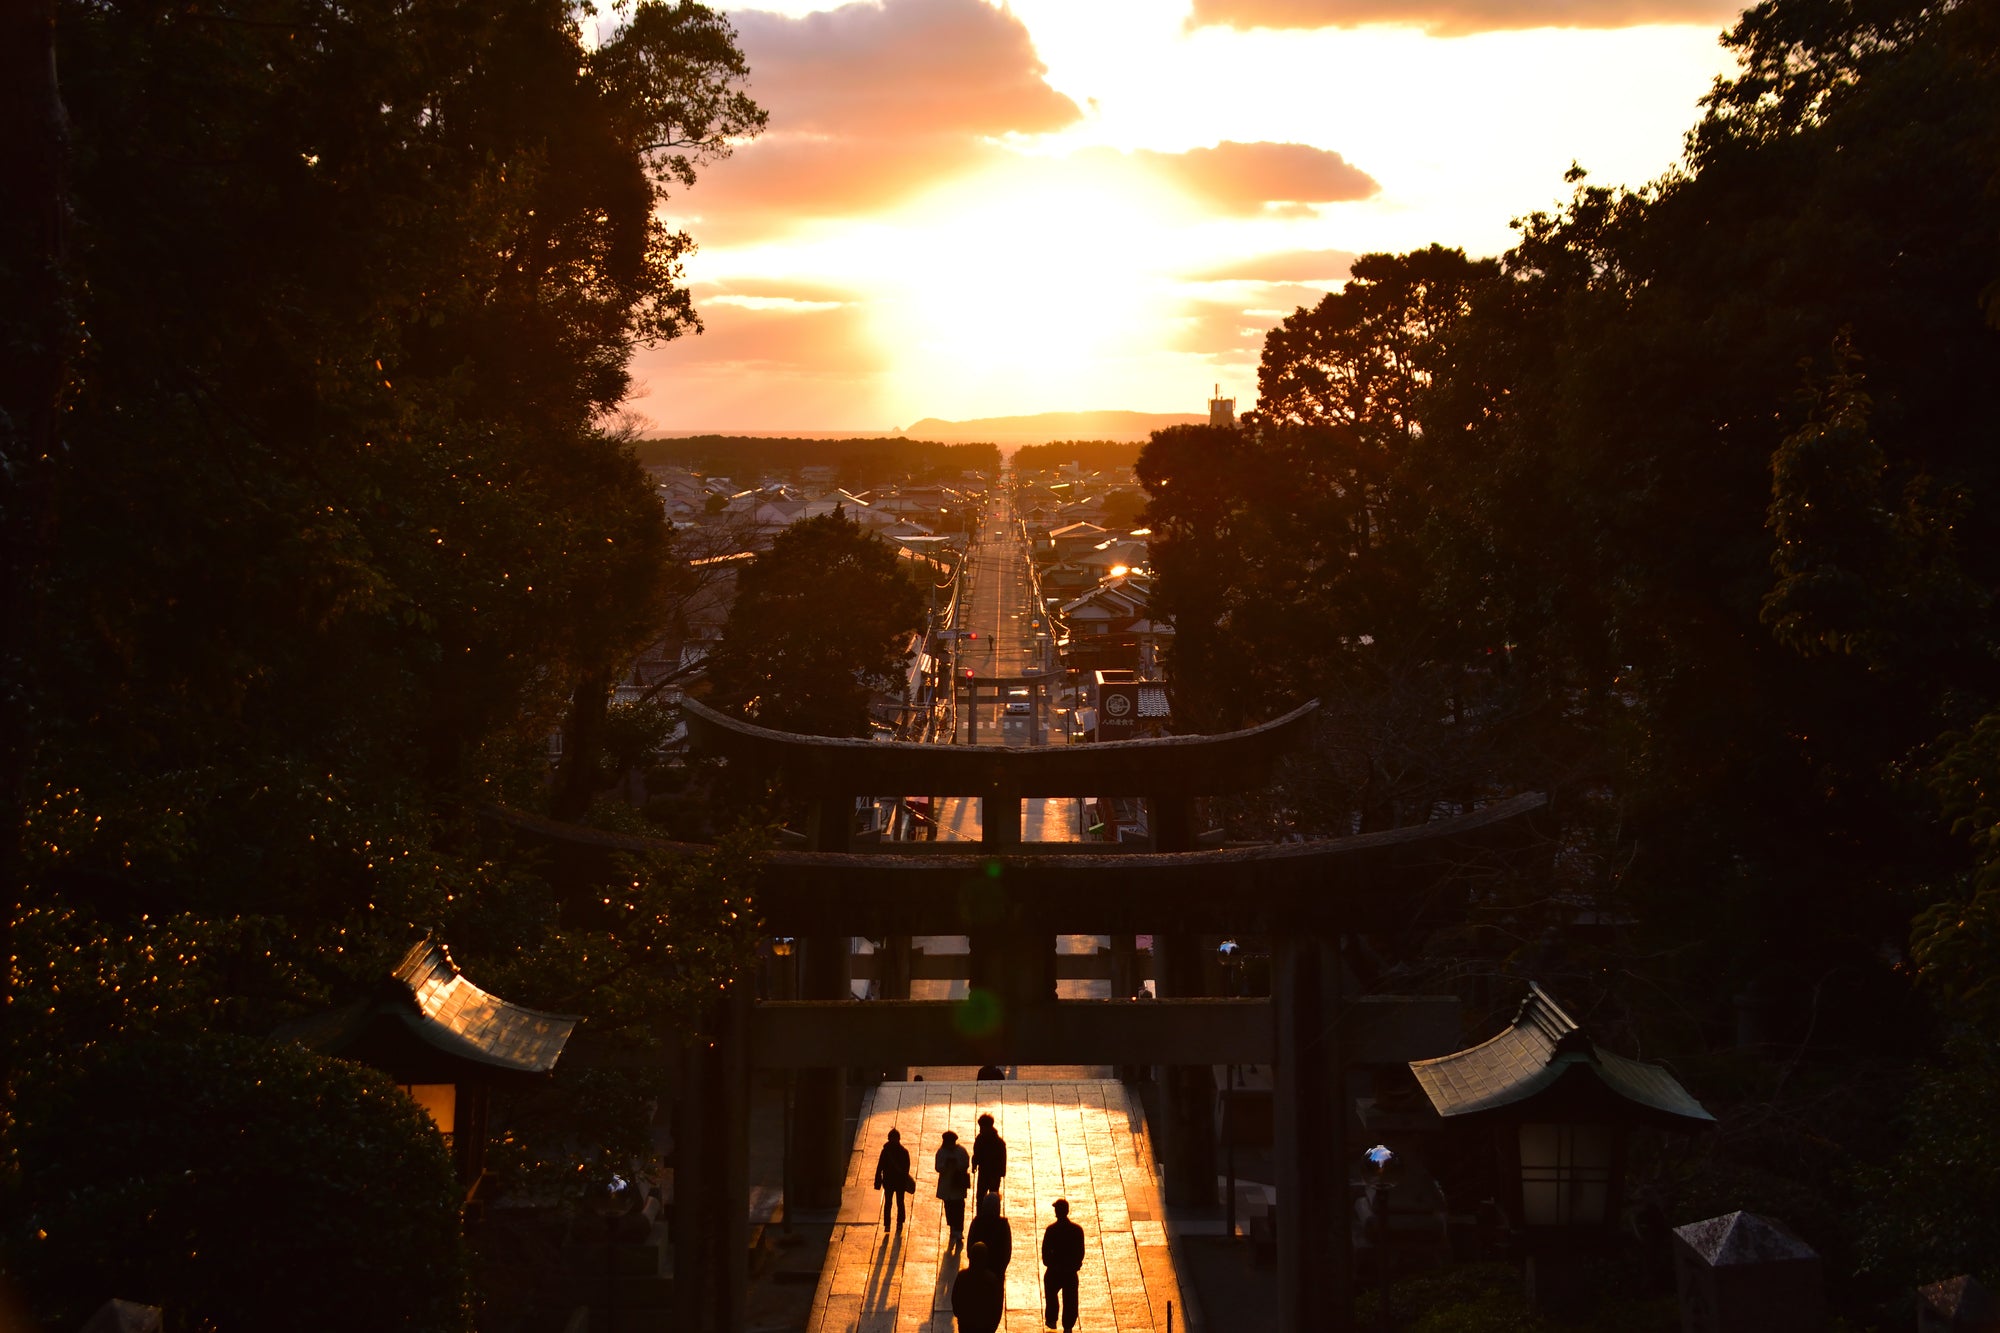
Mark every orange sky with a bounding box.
[629,0,1741,434]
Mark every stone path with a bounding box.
[806,1080,1191,1333]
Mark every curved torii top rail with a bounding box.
[679,695,1321,798]
[486,791,1548,934]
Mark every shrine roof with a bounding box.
[1411,983,1714,1129]
[1674,1211,1817,1266]
[285,939,579,1080]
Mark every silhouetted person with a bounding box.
[936,1129,971,1245]
[976,1063,1005,1080]
[953,1240,1004,1333]
[874,1127,912,1230]
[1042,1198,1084,1332]
[972,1112,1007,1196]
[967,1190,1012,1280]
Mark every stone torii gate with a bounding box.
[502,700,1545,1333]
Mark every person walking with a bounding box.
[1041,1198,1084,1332]
[873,1127,912,1230]
[966,1190,1013,1281]
[971,1112,1007,1197]
[935,1129,972,1246]
[952,1240,1005,1333]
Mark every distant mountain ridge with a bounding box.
[899,410,1205,444]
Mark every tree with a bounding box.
[10,1034,471,1333]
[706,510,926,738]
[2,0,769,1299]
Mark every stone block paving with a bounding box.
[807,1080,1190,1333]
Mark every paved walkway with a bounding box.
[806,1080,1191,1333]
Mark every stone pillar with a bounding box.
[675,982,751,1332]
[1155,931,1218,1207]
[790,933,850,1209]
[1152,793,1216,1207]
[1275,934,1350,1333]
[981,784,1022,849]
[1109,933,1139,999]
[879,935,913,1001]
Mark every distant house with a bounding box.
[1049,521,1110,564]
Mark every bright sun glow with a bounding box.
[863,158,1193,414]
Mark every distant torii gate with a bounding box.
[500,699,1545,1333]
[958,671,1051,745]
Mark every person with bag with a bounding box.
[935,1129,972,1246]
[874,1127,913,1230]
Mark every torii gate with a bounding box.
[500,699,1546,1333]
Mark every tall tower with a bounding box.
[1208,383,1236,429]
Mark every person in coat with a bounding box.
[873,1127,912,1230]
[971,1112,1007,1196]
[1041,1198,1085,1332]
[966,1190,1013,1281]
[935,1129,971,1245]
[952,1240,1004,1333]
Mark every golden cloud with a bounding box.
[733,0,1082,137]
[1123,141,1380,213]
[1190,248,1358,282]
[1187,0,1738,35]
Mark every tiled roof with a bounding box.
[1410,983,1713,1127]
[392,939,579,1075]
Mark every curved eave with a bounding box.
[681,696,1321,797]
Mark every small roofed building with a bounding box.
[1411,983,1713,1299]
[283,938,579,1190]
[1672,1211,1825,1333]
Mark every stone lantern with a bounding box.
[284,937,579,1193]
[1409,984,1715,1305]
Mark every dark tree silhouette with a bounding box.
[707,510,927,738]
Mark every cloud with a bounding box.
[684,132,1009,235]
[732,0,1083,137]
[1190,248,1358,282]
[652,298,887,375]
[693,0,1082,236]
[1173,284,1332,362]
[1186,0,1739,35]
[1126,141,1379,213]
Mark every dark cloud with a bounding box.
[1187,0,1738,35]
[1129,141,1379,213]
[732,0,1082,137]
[1190,248,1357,282]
